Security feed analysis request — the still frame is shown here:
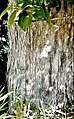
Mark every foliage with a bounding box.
[0,42,9,61]
[0,91,73,119]
[0,0,70,31]
[65,0,74,3]
[0,87,13,119]
[10,96,27,119]
[0,0,74,31]
[9,96,65,119]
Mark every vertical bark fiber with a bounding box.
[7,20,74,109]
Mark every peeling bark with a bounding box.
[7,20,74,110]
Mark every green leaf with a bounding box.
[43,7,51,27]
[15,0,24,8]
[22,0,32,8]
[15,0,24,4]
[24,5,33,10]
[36,0,44,6]
[33,7,45,20]
[7,10,17,28]
[66,0,74,3]
[15,0,31,8]
[0,91,13,102]
[0,6,10,20]
[18,11,32,31]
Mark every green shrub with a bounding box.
[0,87,12,119]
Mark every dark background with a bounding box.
[0,0,8,114]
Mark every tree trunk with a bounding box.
[7,18,74,110]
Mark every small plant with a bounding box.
[10,96,27,119]
[0,87,13,119]
[9,95,66,119]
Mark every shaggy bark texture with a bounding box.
[7,20,74,109]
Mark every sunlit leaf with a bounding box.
[7,10,17,28]
[0,91,13,102]
[24,5,33,10]
[0,6,10,20]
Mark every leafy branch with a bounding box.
[0,0,74,31]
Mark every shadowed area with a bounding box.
[0,0,8,114]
